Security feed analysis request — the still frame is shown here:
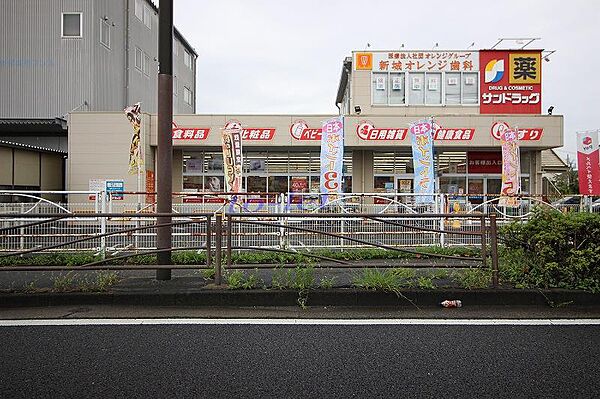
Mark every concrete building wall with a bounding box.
[41,153,64,190]
[0,147,13,185]
[0,0,196,118]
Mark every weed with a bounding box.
[453,268,492,289]
[23,281,37,293]
[225,270,245,289]
[291,266,316,291]
[271,268,289,289]
[319,275,336,289]
[94,271,119,291]
[201,267,215,280]
[241,270,263,289]
[52,272,76,292]
[417,276,436,290]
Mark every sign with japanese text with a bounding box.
[145,170,155,204]
[491,121,543,141]
[409,119,435,203]
[433,128,475,141]
[88,179,104,200]
[356,51,479,72]
[320,116,344,197]
[290,120,322,140]
[500,128,521,202]
[221,127,243,193]
[577,130,600,195]
[356,121,407,141]
[172,122,210,140]
[225,120,275,141]
[105,180,124,200]
[467,152,502,174]
[480,50,542,114]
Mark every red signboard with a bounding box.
[467,151,502,173]
[491,122,543,141]
[577,131,600,195]
[172,123,210,140]
[290,120,322,140]
[356,121,407,140]
[225,120,275,141]
[433,128,475,140]
[479,50,542,114]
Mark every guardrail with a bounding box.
[0,211,500,288]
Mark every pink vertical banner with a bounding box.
[499,128,520,206]
[577,131,600,195]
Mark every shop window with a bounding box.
[373,152,395,174]
[247,176,267,192]
[205,176,223,192]
[520,152,531,174]
[408,73,425,105]
[439,177,467,196]
[268,176,288,193]
[374,176,394,194]
[183,176,203,191]
[269,152,290,174]
[425,72,442,105]
[389,73,405,105]
[462,72,478,104]
[372,73,388,105]
[204,153,223,172]
[310,176,320,193]
[245,152,267,173]
[445,72,461,105]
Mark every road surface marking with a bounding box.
[1,319,600,326]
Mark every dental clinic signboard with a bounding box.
[479,50,542,114]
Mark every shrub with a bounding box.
[499,209,600,292]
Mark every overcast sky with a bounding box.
[170,0,600,160]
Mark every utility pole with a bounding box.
[156,0,173,280]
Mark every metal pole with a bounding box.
[489,213,499,288]
[480,214,487,269]
[156,0,173,280]
[215,214,222,285]
[226,214,232,270]
[206,215,212,270]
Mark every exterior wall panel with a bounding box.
[13,150,40,186]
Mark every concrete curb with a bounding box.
[1,288,599,308]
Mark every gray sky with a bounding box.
[171,0,600,160]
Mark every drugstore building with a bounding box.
[67,48,564,203]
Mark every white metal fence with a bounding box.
[0,190,598,254]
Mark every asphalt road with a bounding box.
[1,321,599,398]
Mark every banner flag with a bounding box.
[409,119,435,203]
[124,102,143,175]
[320,116,344,199]
[577,130,600,196]
[221,127,243,193]
[499,127,521,207]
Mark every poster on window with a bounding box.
[375,76,385,90]
[221,127,243,193]
[577,130,600,195]
[392,76,402,90]
[320,116,344,198]
[499,128,521,206]
[409,119,435,203]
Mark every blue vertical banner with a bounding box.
[320,116,344,200]
[410,118,435,203]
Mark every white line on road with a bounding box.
[1,319,600,326]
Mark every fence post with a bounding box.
[480,214,487,269]
[489,213,499,288]
[214,213,222,285]
[19,203,25,251]
[226,214,232,270]
[100,190,107,260]
[206,214,212,270]
[439,194,445,247]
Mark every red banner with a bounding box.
[356,120,407,140]
[467,151,502,173]
[577,131,600,195]
[479,50,542,114]
[433,128,475,140]
[225,120,275,140]
[290,120,322,140]
[491,122,543,141]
